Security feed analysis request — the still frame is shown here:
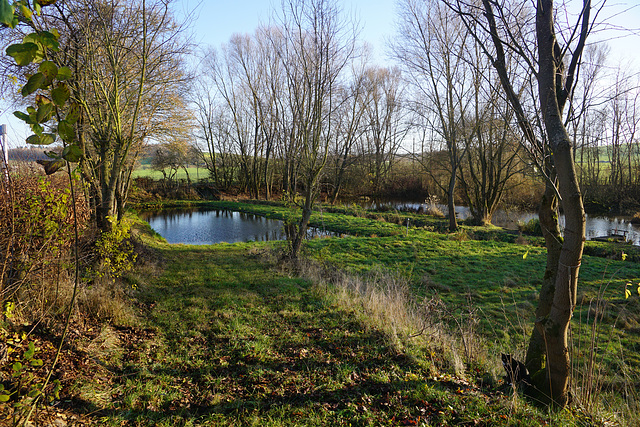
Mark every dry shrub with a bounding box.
[1,172,89,323]
[77,280,136,326]
[423,196,445,218]
[515,233,529,245]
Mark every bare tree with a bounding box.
[361,66,408,195]
[392,0,475,231]
[275,0,357,258]
[445,0,594,406]
[326,57,370,203]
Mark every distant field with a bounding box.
[132,166,209,182]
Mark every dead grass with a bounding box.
[77,281,137,326]
[290,258,497,379]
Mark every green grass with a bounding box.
[79,238,557,426]
[68,203,640,425]
[132,166,209,182]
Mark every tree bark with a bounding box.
[534,0,587,406]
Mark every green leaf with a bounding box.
[31,123,44,135]
[26,133,55,145]
[0,394,9,403]
[0,0,14,27]
[51,83,70,106]
[57,66,72,81]
[39,60,58,81]
[24,342,35,359]
[62,144,82,162]
[65,103,80,124]
[58,120,74,142]
[26,134,42,145]
[30,30,59,51]
[20,3,32,20]
[22,72,45,97]
[6,42,39,66]
[30,358,43,367]
[41,133,55,145]
[14,110,33,124]
[12,362,23,372]
[36,102,54,123]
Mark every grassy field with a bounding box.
[132,166,209,182]
[9,201,637,425]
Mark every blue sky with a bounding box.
[2,0,640,148]
[177,0,396,63]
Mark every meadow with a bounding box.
[69,200,638,425]
[5,200,637,426]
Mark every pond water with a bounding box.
[142,203,640,246]
[365,200,640,245]
[141,209,333,245]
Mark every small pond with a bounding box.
[363,200,640,245]
[141,209,333,245]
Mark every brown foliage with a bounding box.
[1,172,89,322]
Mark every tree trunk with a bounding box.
[447,171,458,231]
[535,0,587,406]
[525,174,562,375]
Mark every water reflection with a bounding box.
[141,209,334,245]
[357,199,640,245]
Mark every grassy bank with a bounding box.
[60,224,594,426]
[133,201,640,420]
[4,201,638,425]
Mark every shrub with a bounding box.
[93,216,137,279]
[1,173,88,323]
[518,218,542,236]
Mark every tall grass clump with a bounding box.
[291,258,495,378]
[569,278,640,426]
[423,195,445,218]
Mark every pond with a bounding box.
[142,203,640,246]
[363,200,640,245]
[141,209,333,245]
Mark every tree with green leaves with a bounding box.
[3,0,191,233]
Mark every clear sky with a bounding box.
[177,0,640,64]
[178,0,396,63]
[2,0,640,148]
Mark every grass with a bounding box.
[6,200,637,425]
[68,230,586,426]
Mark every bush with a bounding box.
[518,218,542,236]
[1,173,88,323]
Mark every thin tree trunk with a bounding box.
[447,169,458,231]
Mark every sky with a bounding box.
[2,0,640,149]
[178,0,396,63]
